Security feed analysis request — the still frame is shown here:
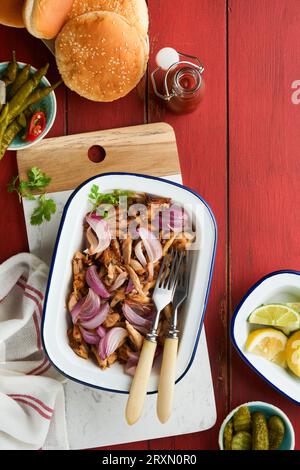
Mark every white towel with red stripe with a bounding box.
[0,253,69,450]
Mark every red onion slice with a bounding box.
[124,347,162,376]
[98,327,128,360]
[125,278,134,294]
[86,265,110,299]
[96,325,106,338]
[124,364,137,377]
[79,326,100,345]
[126,300,156,320]
[80,302,109,329]
[122,302,152,335]
[124,352,140,376]
[109,271,128,291]
[158,206,189,232]
[70,297,85,324]
[86,214,111,255]
[168,206,188,231]
[134,241,147,267]
[70,289,100,324]
[138,227,162,263]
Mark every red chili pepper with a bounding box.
[25,111,46,142]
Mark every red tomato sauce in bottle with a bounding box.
[166,65,205,114]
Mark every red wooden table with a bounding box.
[1,0,300,450]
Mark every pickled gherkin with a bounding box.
[231,431,252,450]
[233,405,251,432]
[223,419,233,450]
[268,416,285,450]
[252,412,269,450]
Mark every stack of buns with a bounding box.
[0,0,149,102]
[69,0,148,38]
[23,0,74,40]
[0,0,25,28]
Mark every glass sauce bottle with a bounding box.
[151,48,205,114]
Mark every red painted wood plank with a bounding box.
[229,0,300,450]
[66,75,146,135]
[0,26,66,263]
[147,0,228,450]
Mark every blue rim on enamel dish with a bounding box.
[231,269,300,405]
[41,172,217,394]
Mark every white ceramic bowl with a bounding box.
[231,271,300,404]
[42,172,217,393]
[218,401,295,450]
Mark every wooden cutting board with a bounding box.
[17,122,180,193]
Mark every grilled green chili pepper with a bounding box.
[0,107,32,160]
[0,104,8,124]
[24,80,62,108]
[1,51,18,86]
[10,64,31,97]
[4,71,59,133]
[252,412,269,450]
[9,80,62,134]
[0,106,9,148]
[0,119,22,159]
[268,415,285,450]
[7,64,49,123]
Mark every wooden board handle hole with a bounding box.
[88,145,106,163]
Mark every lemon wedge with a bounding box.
[286,303,300,313]
[248,304,300,335]
[246,328,287,367]
[286,331,300,378]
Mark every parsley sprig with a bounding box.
[8,167,56,226]
[8,167,51,201]
[30,194,56,225]
[88,184,134,211]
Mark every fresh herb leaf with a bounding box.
[88,184,134,210]
[7,167,56,225]
[7,175,21,199]
[88,184,101,210]
[30,195,56,226]
[7,167,51,199]
[26,167,51,191]
[25,193,36,201]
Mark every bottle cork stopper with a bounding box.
[155,48,180,71]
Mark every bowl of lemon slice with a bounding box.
[231,270,300,404]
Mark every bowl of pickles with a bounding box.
[0,51,61,157]
[218,402,295,450]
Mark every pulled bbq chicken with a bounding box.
[67,191,193,372]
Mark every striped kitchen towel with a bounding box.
[0,253,68,450]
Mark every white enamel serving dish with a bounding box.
[42,173,217,393]
[231,270,300,404]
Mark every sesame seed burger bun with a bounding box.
[69,0,148,37]
[23,0,74,39]
[55,11,148,102]
[0,0,25,28]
